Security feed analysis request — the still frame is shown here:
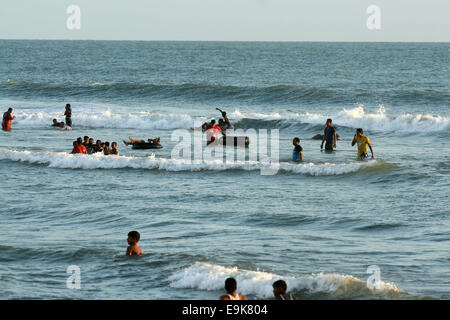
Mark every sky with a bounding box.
[0,0,449,41]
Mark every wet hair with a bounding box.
[272,280,287,291]
[89,138,94,142]
[66,104,71,108]
[96,140,101,144]
[293,137,300,145]
[211,119,216,125]
[77,137,82,144]
[104,142,110,147]
[326,118,332,124]
[84,136,89,140]
[60,122,65,127]
[356,128,363,134]
[73,141,77,146]
[128,231,140,242]
[224,277,237,294]
[8,108,13,112]
[218,118,224,124]
[53,119,57,122]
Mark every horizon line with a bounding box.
[0,38,449,43]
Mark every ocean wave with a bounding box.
[3,80,448,105]
[1,81,342,104]
[10,105,450,133]
[13,110,196,130]
[168,262,406,299]
[0,148,386,176]
[231,106,450,133]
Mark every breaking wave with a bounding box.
[168,262,409,300]
[0,148,388,176]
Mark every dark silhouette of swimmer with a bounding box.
[123,137,160,146]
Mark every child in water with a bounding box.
[126,231,142,256]
[273,280,296,300]
[292,137,303,162]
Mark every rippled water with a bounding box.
[0,41,449,299]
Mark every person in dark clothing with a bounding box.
[320,118,337,152]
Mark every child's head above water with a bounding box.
[293,137,300,146]
[127,231,140,245]
[272,279,287,295]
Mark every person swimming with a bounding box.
[52,119,59,127]
[205,119,226,146]
[92,140,103,153]
[273,280,296,300]
[123,137,161,146]
[103,142,111,155]
[219,278,247,300]
[126,231,143,256]
[110,142,119,155]
[59,122,72,131]
[216,108,232,132]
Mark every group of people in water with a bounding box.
[292,118,375,161]
[4,105,374,161]
[126,230,295,300]
[50,104,73,130]
[71,136,119,155]
[191,108,233,145]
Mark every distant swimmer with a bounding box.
[126,231,142,256]
[123,137,161,146]
[59,122,72,130]
[205,119,226,146]
[320,118,337,152]
[52,119,59,127]
[110,142,119,155]
[64,104,72,127]
[352,128,374,159]
[273,280,296,300]
[2,108,16,131]
[219,278,247,301]
[292,137,303,162]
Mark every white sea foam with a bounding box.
[231,105,450,133]
[0,148,383,175]
[168,262,403,299]
[13,109,197,130]
[7,105,449,133]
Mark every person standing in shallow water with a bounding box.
[321,118,337,152]
[2,108,16,131]
[64,104,72,127]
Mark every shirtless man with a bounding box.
[126,231,143,256]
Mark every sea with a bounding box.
[0,40,448,300]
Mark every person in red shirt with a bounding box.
[71,141,87,154]
[2,108,16,131]
[205,119,225,146]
